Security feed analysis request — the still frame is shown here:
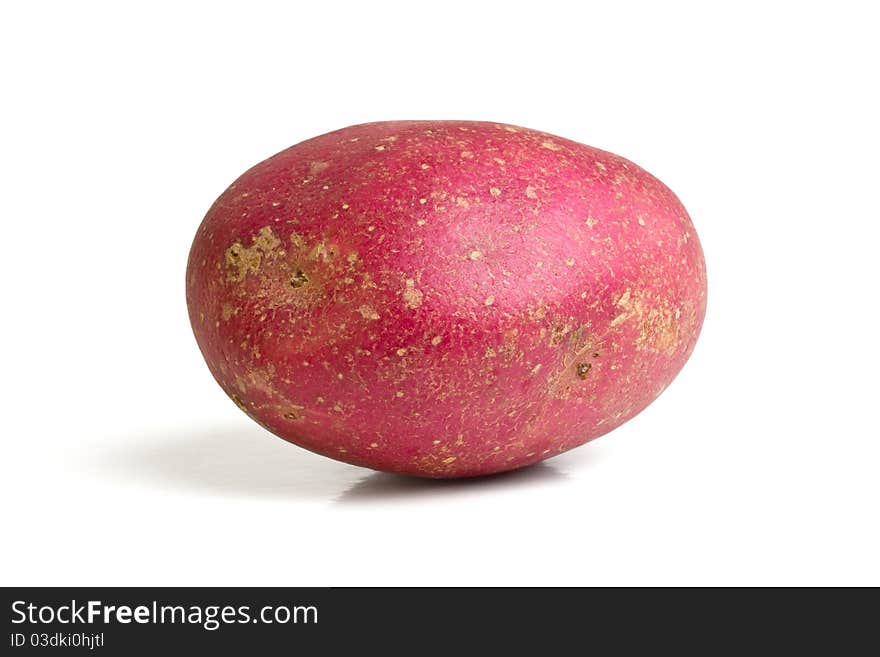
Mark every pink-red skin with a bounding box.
[186,121,707,478]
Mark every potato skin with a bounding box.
[186,121,706,477]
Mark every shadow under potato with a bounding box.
[96,423,587,502]
[98,424,361,500]
[335,462,565,504]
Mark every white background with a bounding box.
[2,1,878,586]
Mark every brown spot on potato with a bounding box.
[636,306,681,355]
[289,269,310,288]
[550,323,569,346]
[548,327,601,398]
[610,312,629,327]
[309,161,329,176]
[358,305,380,320]
[225,227,280,282]
[612,288,682,355]
[252,226,281,252]
[225,243,261,282]
[230,393,248,413]
[403,279,423,309]
[283,408,304,421]
[309,240,336,261]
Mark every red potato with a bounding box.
[186,121,707,477]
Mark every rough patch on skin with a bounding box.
[548,326,602,399]
[358,305,380,320]
[309,161,329,176]
[253,226,281,252]
[229,393,250,415]
[409,434,470,477]
[283,405,305,421]
[635,304,682,355]
[402,279,423,309]
[224,226,281,282]
[610,289,633,327]
[288,269,309,288]
[613,288,683,355]
[225,243,261,282]
[236,229,348,316]
[550,322,571,346]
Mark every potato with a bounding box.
[186,121,707,477]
